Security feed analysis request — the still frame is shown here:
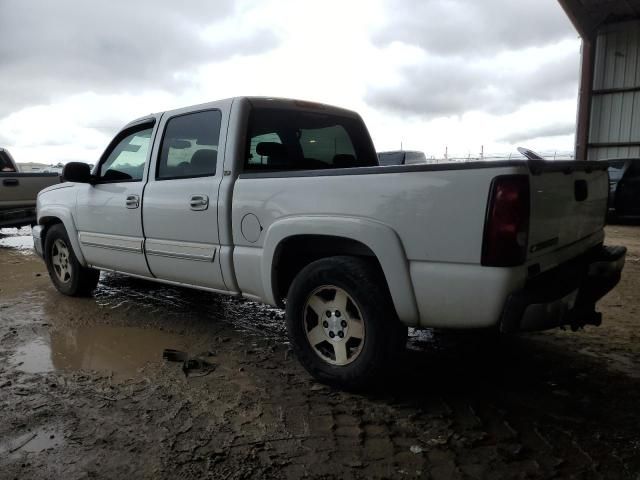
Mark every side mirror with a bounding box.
[62,162,92,183]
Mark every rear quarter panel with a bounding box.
[233,167,525,263]
[231,165,527,326]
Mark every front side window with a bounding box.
[245,108,378,171]
[157,110,221,180]
[99,127,153,182]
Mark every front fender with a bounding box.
[261,216,420,326]
[38,204,87,267]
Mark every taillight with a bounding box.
[481,175,530,267]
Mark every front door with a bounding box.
[75,122,156,276]
[142,109,226,290]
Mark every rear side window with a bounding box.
[157,110,221,180]
[248,133,282,167]
[245,108,378,171]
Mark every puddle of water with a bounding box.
[11,338,54,373]
[1,426,64,456]
[0,226,34,251]
[10,325,192,381]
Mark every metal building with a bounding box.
[558,0,640,160]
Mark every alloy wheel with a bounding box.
[303,285,365,366]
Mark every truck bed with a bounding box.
[1,172,61,228]
[233,158,610,328]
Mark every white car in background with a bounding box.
[377,150,428,166]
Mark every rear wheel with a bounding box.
[44,224,100,296]
[286,256,407,389]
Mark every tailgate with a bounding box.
[527,163,608,261]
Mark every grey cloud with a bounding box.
[366,49,579,118]
[373,0,576,55]
[0,0,279,117]
[498,122,576,144]
[83,116,138,138]
[366,0,580,119]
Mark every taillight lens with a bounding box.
[481,175,530,267]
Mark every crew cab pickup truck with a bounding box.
[0,148,60,228]
[32,97,626,388]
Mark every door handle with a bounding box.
[189,194,209,211]
[3,178,19,186]
[125,194,140,209]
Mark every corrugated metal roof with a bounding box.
[559,0,640,37]
[580,0,640,20]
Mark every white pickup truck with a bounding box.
[33,97,626,388]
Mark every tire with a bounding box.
[44,224,100,296]
[285,256,407,389]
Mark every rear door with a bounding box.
[75,122,155,275]
[142,107,227,290]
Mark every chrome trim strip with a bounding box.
[145,248,216,262]
[80,241,142,254]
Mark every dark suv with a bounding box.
[609,159,640,217]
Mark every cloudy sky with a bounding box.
[0,0,581,164]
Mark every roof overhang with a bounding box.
[558,0,640,38]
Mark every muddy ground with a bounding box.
[0,226,639,480]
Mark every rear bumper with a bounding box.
[32,225,44,258]
[500,245,626,333]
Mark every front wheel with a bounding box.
[44,224,100,296]
[285,256,407,389]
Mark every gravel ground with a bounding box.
[0,225,639,479]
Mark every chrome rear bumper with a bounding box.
[500,245,626,333]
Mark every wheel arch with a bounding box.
[38,207,87,266]
[262,216,420,326]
